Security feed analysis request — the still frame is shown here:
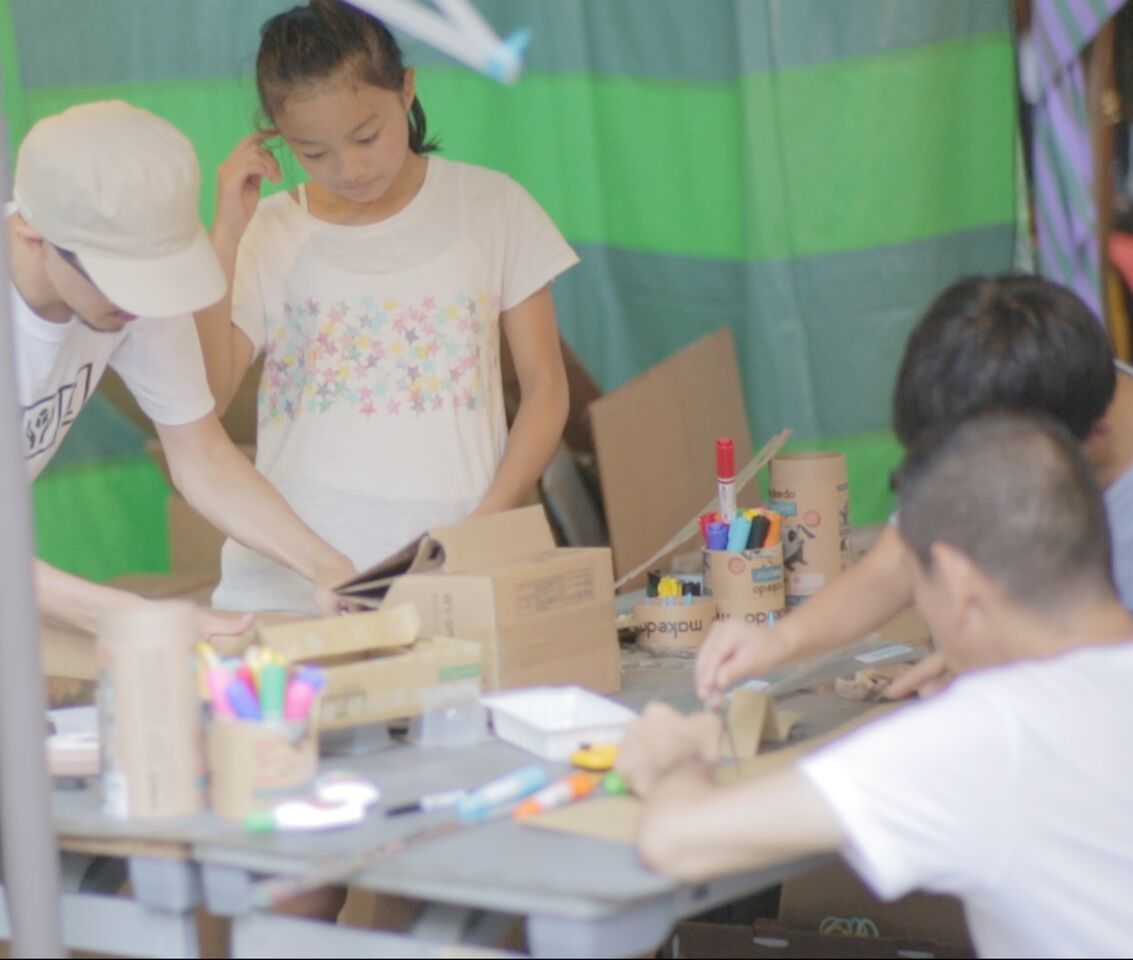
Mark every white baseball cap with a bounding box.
[13,100,226,318]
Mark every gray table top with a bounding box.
[52,649,893,921]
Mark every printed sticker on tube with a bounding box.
[702,542,785,626]
[769,452,851,607]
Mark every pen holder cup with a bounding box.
[702,543,786,626]
[633,597,718,656]
[206,717,319,820]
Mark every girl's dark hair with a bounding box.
[256,0,439,154]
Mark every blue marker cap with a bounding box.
[706,522,728,551]
[726,516,753,552]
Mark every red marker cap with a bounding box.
[716,437,735,480]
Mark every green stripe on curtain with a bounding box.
[10,0,1006,89]
[556,224,1015,439]
[22,32,1015,263]
[33,456,172,579]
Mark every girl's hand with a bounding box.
[212,132,282,246]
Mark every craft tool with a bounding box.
[706,522,728,551]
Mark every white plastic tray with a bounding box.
[481,686,637,761]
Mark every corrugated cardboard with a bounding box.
[674,920,974,958]
[588,329,754,590]
[337,506,621,694]
[255,604,484,730]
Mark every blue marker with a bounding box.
[726,516,753,552]
[706,522,728,551]
[457,765,549,823]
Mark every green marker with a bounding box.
[603,771,628,796]
[259,662,288,724]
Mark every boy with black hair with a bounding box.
[619,411,1133,957]
[697,274,1133,702]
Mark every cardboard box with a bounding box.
[257,604,484,730]
[674,920,974,958]
[588,329,754,590]
[337,506,621,694]
[777,861,971,949]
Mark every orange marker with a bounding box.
[763,510,782,548]
[514,772,598,819]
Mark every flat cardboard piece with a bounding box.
[722,690,801,759]
[527,704,898,843]
[589,329,754,590]
[256,604,420,662]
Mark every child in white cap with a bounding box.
[7,100,355,635]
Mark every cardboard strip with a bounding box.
[614,428,794,590]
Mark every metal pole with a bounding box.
[0,69,65,957]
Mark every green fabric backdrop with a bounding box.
[1,0,1017,579]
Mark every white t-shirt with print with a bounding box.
[213,157,579,612]
[12,283,215,481]
[800,643,1133,958]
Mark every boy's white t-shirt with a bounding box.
[12,283,215,481]
[213,157,579,612]
[800,642,1133,958]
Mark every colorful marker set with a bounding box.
[645,572,702,605]
[699,507,782,552]
[197,642,325,725]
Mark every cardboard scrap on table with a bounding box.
[526,703,899,844]
[721,690,802,760]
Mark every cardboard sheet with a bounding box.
[526,703,899,844]
[721,690,801,760]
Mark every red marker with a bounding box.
[716,437,736,524]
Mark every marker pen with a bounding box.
[716,438,736,524]
[514,773,597,819]
[706,522,728,551]
[748,514,771,550]
[386,788,468,817]
[457,765,549,823]
[259,662,288,724]
[226,676,261,721]
[726,515,752,552]
[763,511,783,548]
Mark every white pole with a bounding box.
[0,72,65,958]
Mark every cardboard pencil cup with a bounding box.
[702,543,786,626]
[207,718,318,820]
[769,452,852,608]
[634,597,718,655]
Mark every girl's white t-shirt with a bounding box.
[213,157,579,612]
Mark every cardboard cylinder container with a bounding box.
[702,543,785,626]
[769,452,852,608]
[96,601,204,819]
[634,597,718,655]
[207,719,318,820]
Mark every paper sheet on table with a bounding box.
[526,703,899,844]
